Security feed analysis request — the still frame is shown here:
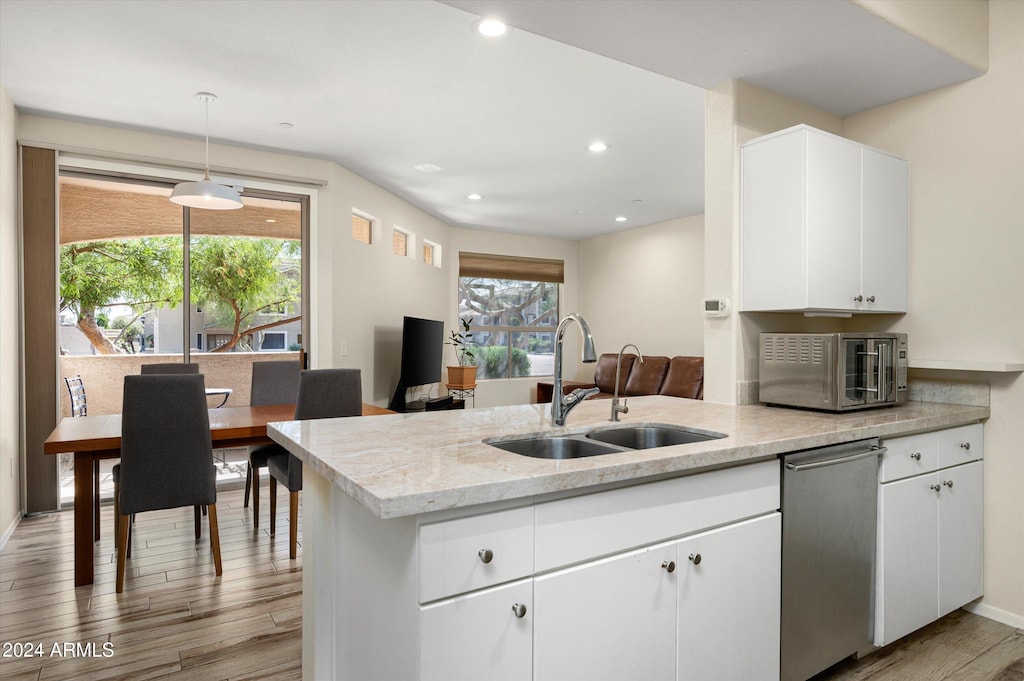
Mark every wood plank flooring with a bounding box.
[1,484,1022,680]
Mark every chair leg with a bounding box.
[252,468,260,529]
[127,515,134,559]
[194,506,202,541]
[269,478,277,536]
[207,503,223,577]
[289,491,299,560]
[244,464,252,508]
[93,460,100,541]
[113,480,120,549]
[115,514,130,593]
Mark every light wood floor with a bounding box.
[1,485,1022,681]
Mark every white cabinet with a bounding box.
[741,124,908,314]
[876,425,984,646]
[676,514,781,681]
[420,578,533,681]
[534,543,678,681]
[417,460,780,681]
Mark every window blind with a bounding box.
[458,252,564,283]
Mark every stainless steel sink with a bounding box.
[485,423,727,459]
[486,436,621,459]
[585,424,726,450]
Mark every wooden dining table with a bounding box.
[44,402,394,586]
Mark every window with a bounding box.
[393,227,409,257]
[458,252,563,379]
[260,331,287,351]
[352,213,372,244]
[423,239,441,267]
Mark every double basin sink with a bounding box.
[485,424,727,460]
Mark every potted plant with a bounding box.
[446,316,477,388]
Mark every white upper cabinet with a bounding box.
[741,124,908,314]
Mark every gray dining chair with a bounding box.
[115,374,223,592]
[140,362,200,374]
[246,360,302,522]
[267,368,361,559]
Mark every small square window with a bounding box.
[423,242,434,265]
[393,229,409,257]
[352,214,372,244]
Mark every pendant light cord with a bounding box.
[203,95,211,180]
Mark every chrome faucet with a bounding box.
[551,313,599,426]
[610,344,644,421]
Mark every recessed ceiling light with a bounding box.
[265,219,277,223]
[615,216,628,222]
[467,193,483,201]
[632,199,643,204]
[588,141,608,152]
[414,163,443,173]
[279,122,294,129]
[477,18,508,37]
[575,209,586,215]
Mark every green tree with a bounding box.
[60,237,183,354]
[190,236,301,353]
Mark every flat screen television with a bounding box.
[389,316,444,412]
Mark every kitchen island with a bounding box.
[269,396,988,681]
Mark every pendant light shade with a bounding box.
[170,92,243,211]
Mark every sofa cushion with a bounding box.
[624,356,671,396]
[659,356,704,399]
[593,353,636,394]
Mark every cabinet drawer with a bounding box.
[419,506,534,603]
[937,423,983,469]
[535,460,779,572]
[880,431,938,481]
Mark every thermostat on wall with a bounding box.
[703,297,730,317]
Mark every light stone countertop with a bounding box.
[267,396,989,520]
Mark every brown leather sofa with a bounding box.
[536,354,704,403]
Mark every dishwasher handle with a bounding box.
[784,446,886,472]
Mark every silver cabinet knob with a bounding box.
[930,484,942,492]
[943,480,954,488]
[960,442,971,451]
[853,295,864,303]
[511,603,527,618]
[661,560,676,573]
[866,295,876,303]
[478,549,494,564]
[910,452,922,461]
[689,553,702,565]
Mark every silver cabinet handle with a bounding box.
[943,480,954,489]
[661,561,676,573]
[866,295,876,303]
[930,484,942,492]
[910,452,922,461]
[960,442,971,451]
[688,553,702,565]
[854,295,864,303]
[512,603,527,618]
[478,549,493,564]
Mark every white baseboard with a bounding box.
[963,601,1024,629]
[0,513,20,553]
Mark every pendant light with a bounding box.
[170,92,243,210]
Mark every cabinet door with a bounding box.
[876,473,939,646]
[420,578,533,681]
[534,543,677,681]
[861,149,908,312]
[805,130,863,310]
[676,514,781,681]
[938,461,984,616]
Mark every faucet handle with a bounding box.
[567,387,599,405]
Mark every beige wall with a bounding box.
[0,85,21,540]
[449,227,580,408]
[855,0,989,72]
[843,0,1024,625]
[579,215,704,360]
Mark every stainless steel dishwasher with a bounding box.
[781,438,885,681]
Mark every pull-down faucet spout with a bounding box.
[551,313,598,426]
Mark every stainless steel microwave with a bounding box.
[759,332,908,411]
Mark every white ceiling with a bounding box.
[0,0,980,240]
